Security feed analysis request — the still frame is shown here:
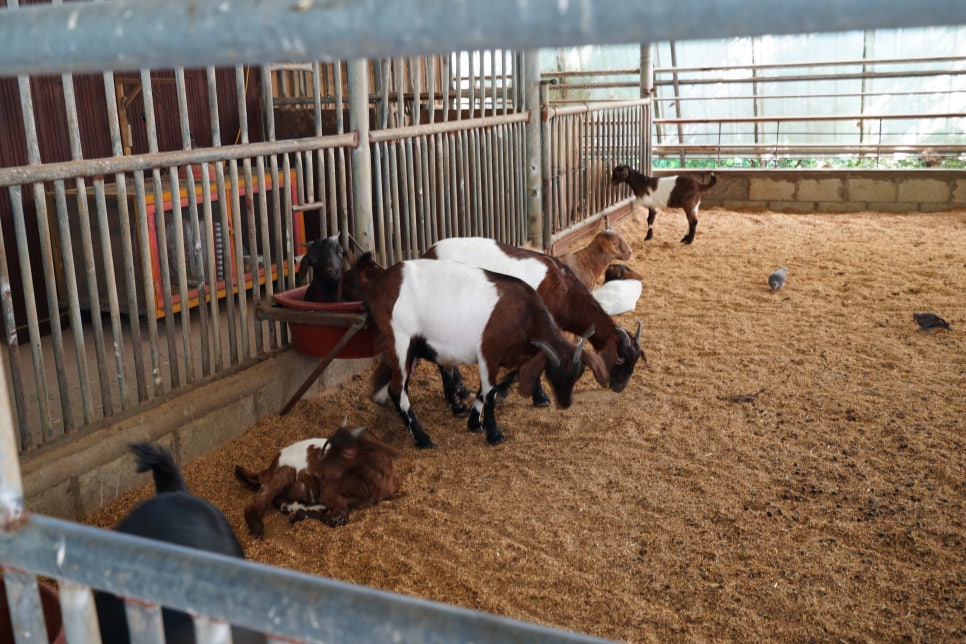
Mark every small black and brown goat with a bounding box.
[235,424,398,536]
[355,252,609,448]
[610,165,717,244]
[296,235,363,303]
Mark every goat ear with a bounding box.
[517,352,547,398]
[582,350,610,387]
[296,257,310,284]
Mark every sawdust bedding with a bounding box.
[86,208,966,642]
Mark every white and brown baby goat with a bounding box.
[611,165,716,244]
[355,253,608,448]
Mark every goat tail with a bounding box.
[129,443,188,495]
[233,465,262,490]
[700,173,717,191]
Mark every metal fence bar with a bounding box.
[0,512,611,643]
[4,0,966,77]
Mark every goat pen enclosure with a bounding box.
[3,0,966,642]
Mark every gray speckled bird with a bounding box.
[768,267,788,290]
[913,312,952,333]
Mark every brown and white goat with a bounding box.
[610,165,716,244]
[355,252,609,448]
[558,228,633,290]
[423,237,644,414]
[234,425,398,536]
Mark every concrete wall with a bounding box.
[693,169,965,212]
[22,349,372,521]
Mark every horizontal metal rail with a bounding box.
[656,55,966,74]
[0,133,358,187]
[654,112,964,125]
[1,0,965,76]
[545,97,651,119]
[369,111,530,143]
[654,68,966,86]
[0,512,610,643]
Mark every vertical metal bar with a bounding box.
[0,208,29,447]
[503,50,510,116]
[185,169,210,377]
[59,64,104,422]
[57,579,101,642]
[388,143,403,261]
[468,51,477,117]
[269,156,285,305]
[255,156,278,349]
[524,50,544,248]
[406,137,417,254]
[233,65,252,359]
[0,308,25,518]
[426,133,438,245]
[259,66,279,347]
[372,144,388,264]
[395,57,406,128]
[641,43,654,172]
[380,59,392,130]
[427,56,436,125]
[419,136,434,246]
[412,55,422,125]
[481,129,492,238]
[442,55,451,123]
[490,49,498,118]
[349,59,375,252]
[448,133,459,238]
[1,570,50,643]
[454,52,463,121]
[91,178,129,408]
[325,148,338,242]
[17,70,73,435]
[208,66,236,367]
[281,152,301,290]
[139,69,167,395]
[669,41,685,168]
[52,181,94,424]
[200,166,223,371]
[58,580,104,643]
[7,186,51,442]
[165,170,194,384]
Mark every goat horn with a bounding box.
[350,426,366,438]
[341,415,348,428]
[634,321,642,344]
[532,340,561,368]
[573,336,586,366]
[581,324,595,340]
[617,327,630,349]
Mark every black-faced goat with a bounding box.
[355,253,609,448]
[610,165,716,244]
[296,235,362,303]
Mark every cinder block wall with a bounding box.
[685,169,965,212]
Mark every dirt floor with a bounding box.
[86,208,966,642]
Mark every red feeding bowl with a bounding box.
[273,286,378,359]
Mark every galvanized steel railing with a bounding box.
[544,98,649,245]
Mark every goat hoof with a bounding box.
[452,405,471,418]
[486,434,506,446]
[416,439,438,449]
[467,424,483,433]
[644,231,653,241]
